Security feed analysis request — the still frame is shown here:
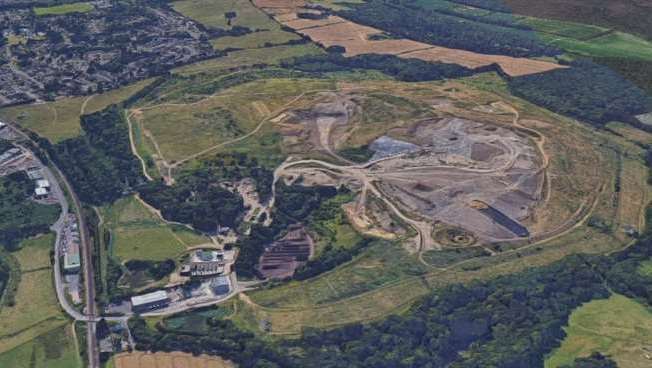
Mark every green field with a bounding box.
[251,240,428,308]
[173,44,323,76]
[0,79,153,143]
[173,0,278,29]
[133,76,334,164]
[519,17,652,61]
[33,2,93,16]
[0,234,71,355]
[546,294,652,368]
[210,30,300,50]
[638,260,652,278]
[0,324,82,368]
[101,195,210,262]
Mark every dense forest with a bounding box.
[138,153,273,234]
[282,53,476,82]
[131,230,652,367]
[44,105,144,205]
[138,179,244,234]
[508,59,650,126]
[0,171,60,250]
[338,0,558,57]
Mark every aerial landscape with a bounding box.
[0,0,651,367]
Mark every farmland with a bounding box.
[100,195,210,262]
[546,294,652,368]
[251,1,564,77]
[111,351,234,368]
[0,324,82,368]
[0,234,74,357]
[503,0,652,41]
[172,0,299,51]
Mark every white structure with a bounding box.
[131,290,170,313]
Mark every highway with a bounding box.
[7,124,100,368]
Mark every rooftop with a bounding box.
[131,290,168,306]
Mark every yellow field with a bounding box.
[112,351,234,368]
[0,79,152,142]
[546,294,652,368]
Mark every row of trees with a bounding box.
[282,53,475,82]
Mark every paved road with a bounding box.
[8,124,100,368]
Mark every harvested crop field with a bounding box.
[253,3,564,77]
[112,351,234,368]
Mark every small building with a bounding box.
[131,290,170,313]
[35,187,48,199]
[26,167,44,180]
[63,251,80,274]
[210,276,230,296]
[0,121,6,130]
[36,179,50,190]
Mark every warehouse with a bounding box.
[131,290,170,313]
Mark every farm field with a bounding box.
[503,0,652,41]
[0,324,82,368]
[172,44,323,76]
[33,2,93,16]
[256,1,564,77]
[210,29,300,50]
[546,294,652,368]
[100,195,210,262]
[0,234,71,355]
[110,351,234,368]
[0,79,153,142]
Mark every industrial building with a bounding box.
[182,249,225,276]
[131,290,170,313]
[210,275,230,296]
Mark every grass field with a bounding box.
[0,79,153,142]
[133,76,334,164]
[101,195,210,262]
[251,240,428,308]
[173,0,273,29]
[0,234,70,355]
[638,260,652,278]
[210,30,300,50]
[173,44,323,76]
[0,324,82,368]
[546,294,652,368]
[33,2,93,16]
